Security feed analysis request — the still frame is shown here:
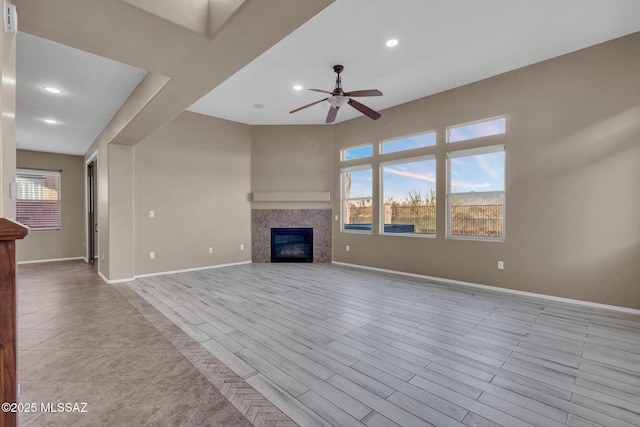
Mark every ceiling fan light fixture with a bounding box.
[293,85,303,91]
[328,95,347,108]
[289,65,382,122]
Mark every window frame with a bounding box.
[341,144,373,161]
[379,130,437,155]
[341,164,373,234]
[446,145,505,241]
[446,115,506,144]
[380,154,437,238]
[16,168,62,231]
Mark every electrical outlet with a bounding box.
[150,251,155,260]
[208,247,213,254]
[335,215,339,221]
[149,210,154,218]
[240,244,244,251]
[497,261,504,270]
[346,245,350,252]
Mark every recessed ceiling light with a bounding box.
[386,39,399,47]
[252,103,265,109]
[293,85,303,91]
[43,118,58,124]
[43,86,63,94]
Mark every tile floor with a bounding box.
[16,261,254,426]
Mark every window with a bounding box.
[339,117,507,238]
[16,169,61,230]
[342,144,372,161]
[381,131,436,154]
[447,116,506,143]
[447,146,505,239]
[381,156,436,235]
[342,166,372,232]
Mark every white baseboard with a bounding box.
[332,261,640,315]
[18,256,85,265]
[96,261,253,284]
[133,261,252,280]
[100,273,135,284]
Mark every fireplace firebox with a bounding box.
[271,228,313,263]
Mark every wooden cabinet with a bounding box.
[0,219,29,427]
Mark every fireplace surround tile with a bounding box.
[252,209,331,263]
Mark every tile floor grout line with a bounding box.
[114,283,298,427]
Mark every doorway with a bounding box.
[87,158,98,267]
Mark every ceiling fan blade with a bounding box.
[309,88,333,95]
[326,106,338,123]
[345,89,383,97]
[289,97,328,114]
[348,98,381,120]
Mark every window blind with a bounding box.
[16,169,61,230]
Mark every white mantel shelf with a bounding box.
[251,192,331,202]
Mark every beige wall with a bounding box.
[332,33,640,309]
[134,111,252,276]
[251,125,333,209]
[0,25,16,218]
[15,150,85,262]
[108,144,134,280]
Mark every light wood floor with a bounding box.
[128,263,640,427]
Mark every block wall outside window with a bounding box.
[447,146,505,240]
[341,166,373,233]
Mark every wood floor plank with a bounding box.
[477,392,566,426]
[352,361,469,421]
[369,347,430,372]
[462,411,502,427]
[246,373,331,427]
[387,391,466,427]
[362,411,402,427]
[227,331,286,366]
[492,375,639,427]
[199,339,257,379]
[327,374,432,426]
[298,390,367,427]
[236,348,309,398]
[258,339,336,381]
[575,376,640,403]
[305,351,396,398]
[570,392,640,425]
[279,360,371,420]
[408,376,533,427]
[565,414,604,427]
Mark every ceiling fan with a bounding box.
[289,65,383,123]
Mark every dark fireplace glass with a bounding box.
[271,228,313,263]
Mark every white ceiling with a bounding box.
[16,32,146,156]
[188,0,640,125]
[15,0,640,155]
